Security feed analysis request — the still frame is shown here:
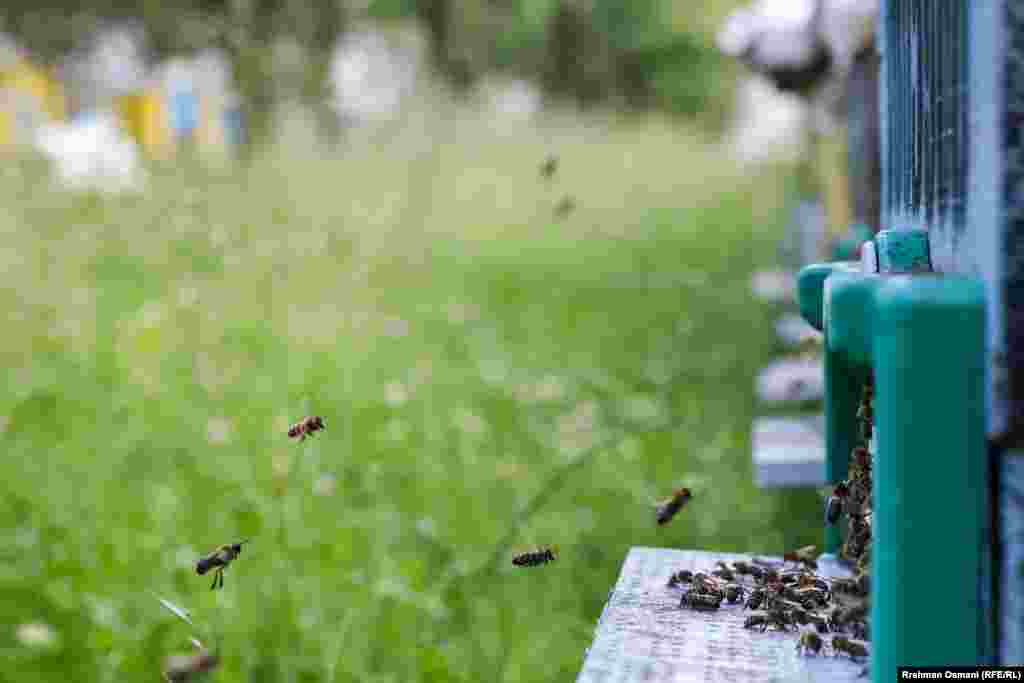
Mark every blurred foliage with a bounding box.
[1,0,738,138]
[0,103,818,681]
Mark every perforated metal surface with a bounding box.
[577,548,865,683]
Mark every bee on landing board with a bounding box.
[512,546,558,567]
[655,488,692,526]
[196,540,249,590]
[783,544,818,569]
[288,416,325,442]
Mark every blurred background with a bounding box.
[0,1,876,681]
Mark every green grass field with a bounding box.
[0,108,822,682]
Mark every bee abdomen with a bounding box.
[195,557,220,575]
[512,548,556,567]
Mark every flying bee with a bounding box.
[655,488,692,526]
[724,583,746,604]
[512,546,558,567]
[825,482,850,526]
[680,590,722,611]
[539,155,559,180]
[163,651,220,682]
[796,630,824,656]
[553,196,576,220]
[196,540,249,590]
[287,416,325,442]
[783,545,819,569]
[831,636,869,661]
[667,569,694,588]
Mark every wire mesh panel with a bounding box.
[880,0,967,260]
[882,0,1024,665]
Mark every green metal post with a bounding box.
[823,273,879,553]
[871,276,989,679]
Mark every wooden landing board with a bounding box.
[577,548,864,683]
[752,415,826,488]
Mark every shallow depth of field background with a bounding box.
[0,1,825,681]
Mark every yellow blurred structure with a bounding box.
[0,55,241,160]
[116,90,172,159]
[0,60,65,148]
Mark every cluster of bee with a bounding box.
[826,379,874,581]
[669,551,870,663]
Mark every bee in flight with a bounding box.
[553,196,576,220]
[512,545,558,567]
[655,488,692,526]
[196,540,249,590]
[288,416,325,442]
[539,155,559,180]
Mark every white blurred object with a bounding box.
[478,76,542,125]
[329,25,423,124]
[726,75,808,164]
[718,0,878,136]
[34,112,144,194]
[92,23,148,96]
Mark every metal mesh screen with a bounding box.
[881,0,967,244]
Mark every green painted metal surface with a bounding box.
[874,229,931,274]
[798,262,860,332]
[825,273,883,367]
[871,275,991,677]
[822,273,872,554]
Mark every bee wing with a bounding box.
[155,595,195,627]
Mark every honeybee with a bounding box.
[732,560,755,576]
[796,630,824,656]
[831,636,869,660]
[744,587,767,610]
[724,583,746,604]
[287,416,325,442]
[825,482,850,526]
[712,561,736,582]
[829,576,862,597]
[512,546,558,567]
[655,488,692,526]
[666,569,694,588]
[554,196,576,220]
[196,540,249,590]
[798,574,830,592]
[829,603,868,630]
[539,155,559,180]
[163,650,219,682]
[680,590,722,611]
[850,620,869,641]
[792,586,830,608]
[783,545,818,569]
[744,608,792,632]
